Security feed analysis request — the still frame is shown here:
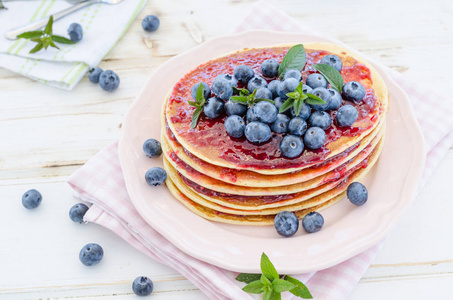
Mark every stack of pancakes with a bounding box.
[160,43,388,225]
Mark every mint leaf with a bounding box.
[279,98,294,113]
[278,44,306,79]
[44,15,53,35]
[196,83,205,103]
[49,40,60,50]
[17,31,43,39]
[295,83,304,94]
[29,43,43,54]
[255,98,275,104]
[293,99,302,116]
[52,35,76,44]
[284,275,313,299]
[313,63,344,93]
[242,280,265,294]
[230,96,248,104]
[272,278,295,293]
[305,93,326,105]
[260,274,272,286]
[232,86,250,96]
[260,253,279,281]
[263,290,276,300]
[235,273,261,284]
[190,107,203,129]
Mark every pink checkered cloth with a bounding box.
[68,2,453,299]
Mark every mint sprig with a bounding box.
[279,82,325,116]
[0,0,7,10]
[16,15,76,54]
[313,63,344,93]
[231,88,274,107]
[188,84,207,129]
[278,44,306,79]
[236,253,313,300]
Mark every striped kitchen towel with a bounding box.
[0,0,147,90]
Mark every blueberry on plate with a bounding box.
[233,65,254,84]
[143,139,162,158]
[347,182,368,206]
[245,121,271,143]
[268,80,280,98]
[133,276,154,296]
[320,54,343,72]
[270,114,290,133]
[246,108,259,123]
[211,79,233,100]
[308,111,332,130]
[310,87,332,111]
[225,115,246,138]
[255,87,273,100]
[68,23,83,42]
[261,59,279,78]
[22,189,42,209]
[145,167,167,186]
[203,97,224,118]
[225,99,247,117]
[290,102,311,120]
[79,243,103,266]
[283,69,302,82]
[327,88,342,110]
[288,117,308,136]
[304,127,326,149]
[280,135,304,158]
[142,15,160,32]
[336,105,358,127]
[191,82,211,100]
[274,211,299,237]
[99,70,120,92]
[277,78,299,99]
[342,81,366,102]
[302,212,324,233]
[69,203,89,223]
[305,73,328,89]
[251,101,278,124]
[88,67,103,83]
[214,74,237,88]
[247,76,268,93]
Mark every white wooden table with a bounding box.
[1,0,452,299]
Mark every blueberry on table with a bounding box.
[225,99,247,117]
[302,212,324,233]
[310,87,332,111]
[133,276,154,296]
[68,23,83,42]
[247,76,268,93]
[233,65,254,84]
[225,115,245,138]
[214,74,237,87]
[261,59,279,78]
[79,243,103,266]
[203,96,224,118]
[142,15,160,32]
[280,135,304,158]
[305,73,328,89]
[290,102,311,120]
[270,114,290,133]
[211,79,233,100]
[304,127,326,149]
[320,54,343,72]
[288,117,308,137]
[145,167,167,186]
[342,81,366,102]
[268,80,280,98]
[347,182,368,206]
[327,88,342,110]
[283,69,302,82]
[308,111,332,130]
[22,189,42,209]
[245,121,271,144]
[69,203,89,223]
[99,70,120,92]
[88,67,103,83]
[277,78,298,99]
[191,82,211,100]
[336,105,358,127]
[143,139,162,158]
[255,87,273,100]
[274,211,299,237]
[251,101,278,124]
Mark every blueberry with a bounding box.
[145,167,167,186]
[302,85,313,94]
[342,81,366,102]
[143,139,162,158]
[270,114,290,133]
[274,211,299,237]
[268,80,280,98]
[68,23,83,42]
[247,76,268,93]
[203,96,224,118]
[191,82,211,100]
[22,189,42,209]
[336,105,358,127]
[246,108,259,123]
[290,102,311,120]
[261,59,279,78]
[304,127,326,149]
[306,73,328,89]
[327,88,342,110]
[211,79,233,100]
[233,65,254,84]
[310,87,332,111]
[280,135,304,158]
[288,117,307,136]
[99,70,120,92]
[308,111,332,130]
[142,15,160,32]
[225,115,245,138]
[347,182,368,206]
[69,203,89,223]
[277,78,299,99]
[274,97,286,113]
[251,101,278,124]
[225,99,247,116]
[88,67,103,83]
[245,122,271,143]
[132,276,154,296]
[320,55,343,72]
[283,69,302,81]
[79,243,103,266]
[214,74,237,87]
[255,88,272,100]
[302,212,324,233]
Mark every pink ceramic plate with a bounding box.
[118,30,425,273]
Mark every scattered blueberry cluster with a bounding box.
[143,138,167,186]
[88,67,120,92]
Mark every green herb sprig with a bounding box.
[231,88,274,107]
[0,0,7,10]
[313,63,344,93]
[16,15,76,54]
[236,253,312,300]
[188,84,207,129]
[278,44,306,79]
[279,82,325,116]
